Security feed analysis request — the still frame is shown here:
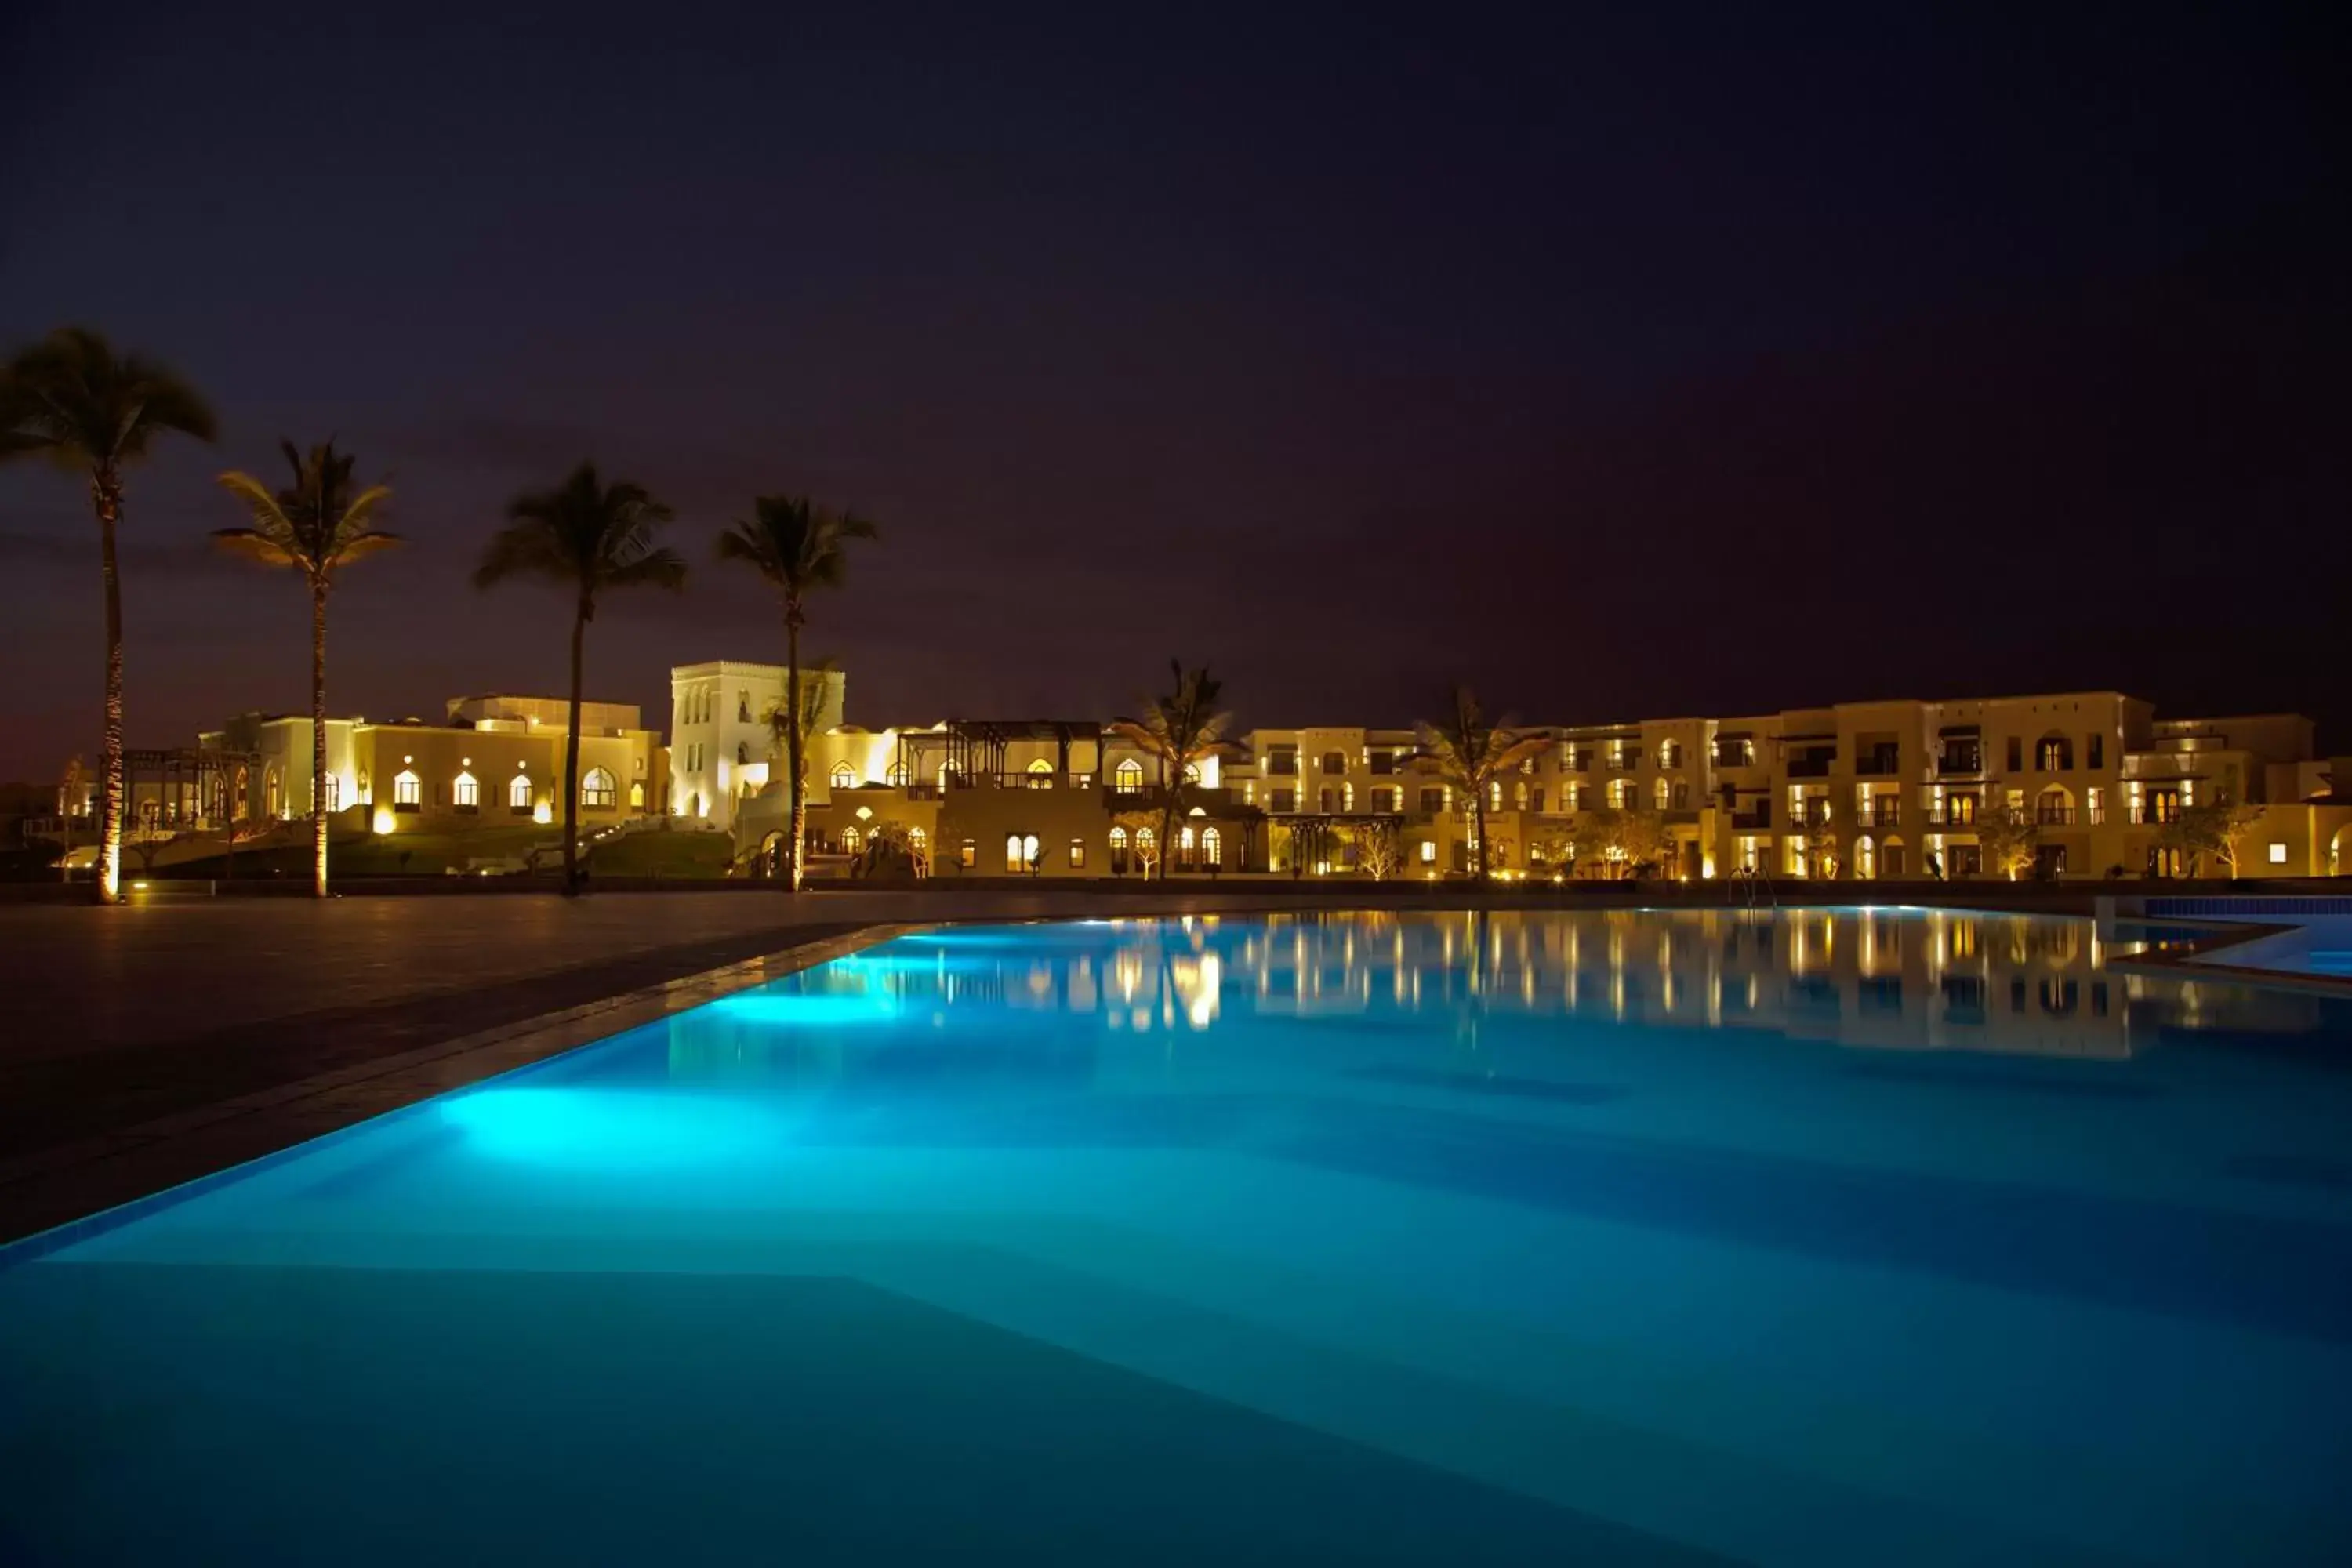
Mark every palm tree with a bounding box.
[1108,660,1232,881]
[1415,686,1549,883]
[474,464,685,894]
[212,441,399,898]
[758,660,837,878]
[716,495,878,891]
[0,328,216,902]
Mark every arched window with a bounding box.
[907,826,927,866]
[2035,734,2074,771]
[1608,778,1633,809]
[1027,758,1055,788]
[391,768,420,812]
[1004,833,1039,871]
[737,692,751,724]
[1178,825,1196,867]
[887,761,909,788]
[1513,781,1528,811]
[1114,758,1144,792]
[581,768,616,808]
[1853,835,1876,880]
[831,762,857,789]
[1202,826,1222,866]
[841,825,863,855]
[510,775,532,811]
[1489,780,1503,811]
[1653,776,1671,811]
[1182,762,1201,786]
[630,781,645,809]
[1109,824,1130,873]
[452,771,478,811]
[320,773,341,811]
[1659,740,1682,770]
[266,766,285,818]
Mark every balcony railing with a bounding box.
[1786,804,1829,828]
[1730,809,1772,830]
[1785,757,1834,779]
[1855,751,1901,777]
[1861,804,1901,829]
[2035,806,2076,826]
[1936,752,1984,776]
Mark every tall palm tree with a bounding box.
[716,495,877,891]
[0,327,216,903]
[1108,660,1232,881]
[759,660,837,877]
[212,440,399,898]
[474,463,685,894]
[1415,686,1549,884]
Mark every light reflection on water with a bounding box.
[662,910,2327,1081]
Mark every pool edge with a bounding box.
[0,922,925,1258]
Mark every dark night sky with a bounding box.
[2,2,2345,779]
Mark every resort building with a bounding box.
[695,667,2346,882]
[186,695,666,832]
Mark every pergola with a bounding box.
[125,746,263,834]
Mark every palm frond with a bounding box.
[0,325,213,472]
[209,528,299,568]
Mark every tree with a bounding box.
[1414,687,1548,883]
[1113,809,1162,878]
[1352,816,1405,881]
[212,441,400,898]
[474,464,685,894]
[1976,804,2040,881]
[1805,818,1842,880]
[1107,660,1232,881]
[1564,806,1673,879]
[0,328,216,902]
[2161,798,2266,877]
[717,495,878,891]
[1530,828,1577,879]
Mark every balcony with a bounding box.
[2035,806,2077,826]
[1855,750,1901,777]
[1936,751,1984,777]
[1785,757,1833,779]
[1786,804,1829,829]
[1730,808,1773,831]
[1861,804,1901,829]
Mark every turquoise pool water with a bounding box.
[4,909,2350,1564]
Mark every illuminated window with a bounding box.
[842,825,863,855]
[392,769,421,812]
[1343,782,1355,811]
[1182,763,1200,786]
[1419,840,1436,863]
[630,781,644,809]
[1203,826,1221,866]
[1178,825,1196,867]
[908,826,927,863]
[1566,782,1584,811]
[319,773,340,811]
[1069,838,1086,869]
[1028,759,1055,787]
[1488,781,1503,811]
[831,762,857,789]
[510,775,532,811]
[581,768,616,808]
[887,762,910,788]
[452,771,478,811]
[1115,758,1144,791]
[2269,842,2288,865]
[1659,740,1682,769]
[1608,779,1634,809]
[1109,825,1130,873]
[1004,833,1040,871]
[1653,776,1671,810]
[959,838,976,868]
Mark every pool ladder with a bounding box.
[1731,866,1777,909]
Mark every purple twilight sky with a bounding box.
[0,1,2345,780]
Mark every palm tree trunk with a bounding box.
[784,607,804,892]
[93,469,126,905]
[1471,786,1489,884]
[562,602,586,895]
[310,580,330,898]
[1156,758,1177,883]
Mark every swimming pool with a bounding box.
[4,909,2349,1564]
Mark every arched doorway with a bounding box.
[1880,835,1907,879]
[1853,834,1875,880]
